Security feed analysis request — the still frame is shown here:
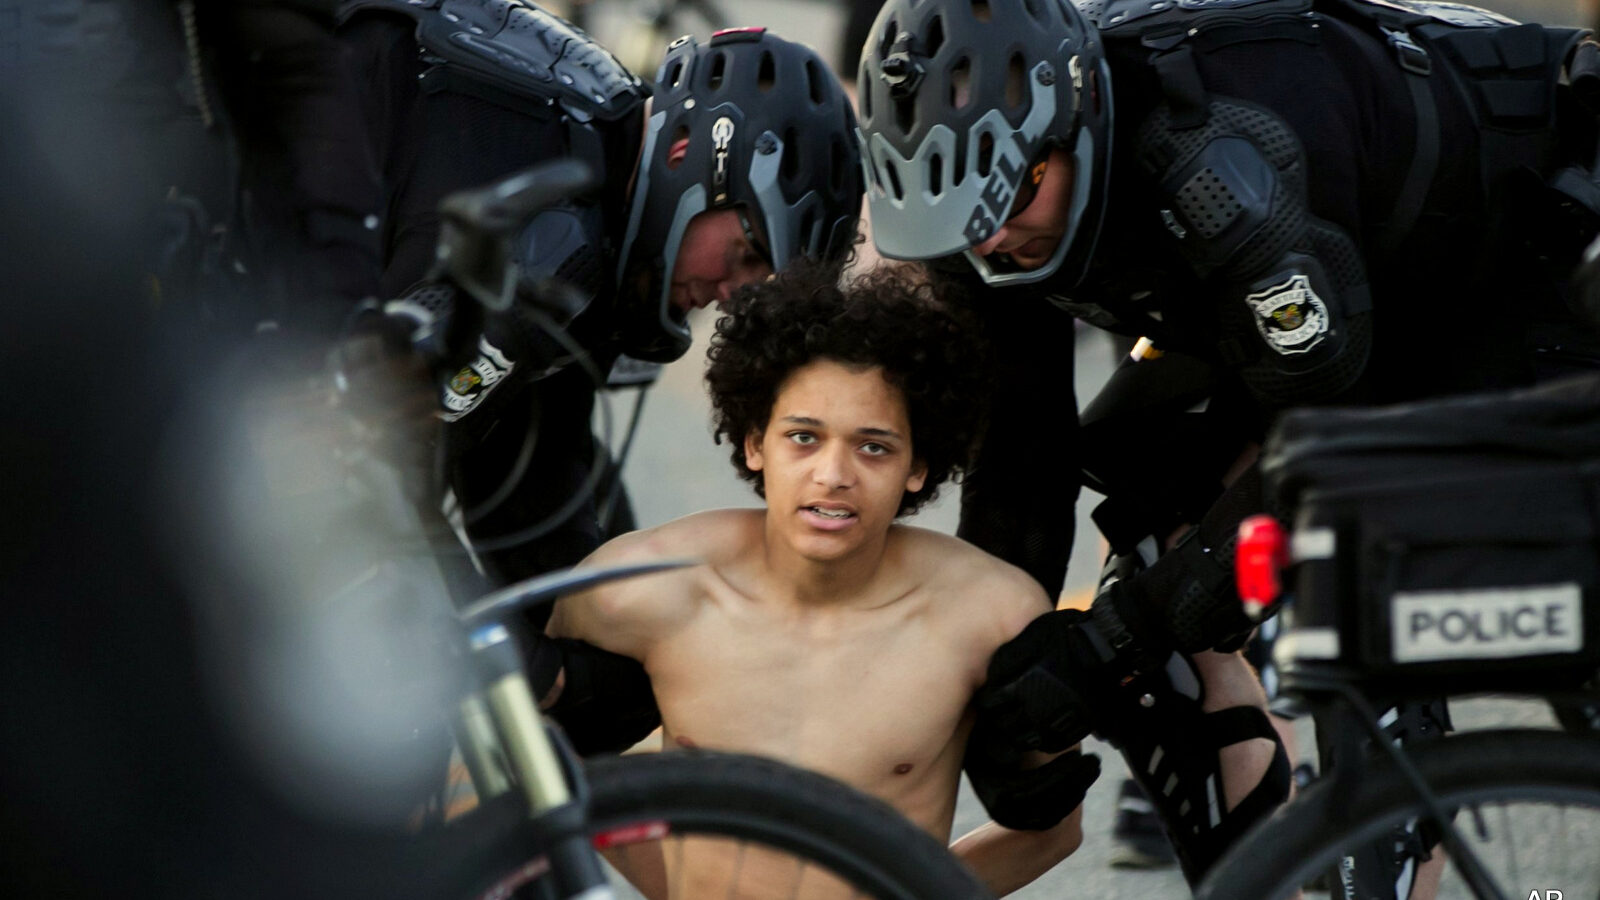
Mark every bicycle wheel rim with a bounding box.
[471,750,991,900]
[1196,730,1600,900]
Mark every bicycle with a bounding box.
[323,158,993,898]
[1194,373,1600,900]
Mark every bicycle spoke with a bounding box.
[672,833,685,899]
[1496,802,1516,890]
[724,839,747,900]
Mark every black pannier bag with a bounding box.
[1261,373,1600,694]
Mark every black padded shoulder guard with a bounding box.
[338,0,646,121]
[1087,0,1312,36]
[1136,98,1373,405]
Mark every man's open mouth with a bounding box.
[803,506,856,520]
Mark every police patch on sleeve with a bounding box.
[441,337,515,422]
[1245,274,1329,355]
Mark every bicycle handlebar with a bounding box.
[434,157,598,312]
[457,558,699,626]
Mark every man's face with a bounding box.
[744,359,927,562]
[669,208,773,312]
[970,148,1075,272]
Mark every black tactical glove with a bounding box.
[330,300,446,497]
[964,732,1102,830]
[522,631,661,757]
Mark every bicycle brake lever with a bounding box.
[434,158,598,312]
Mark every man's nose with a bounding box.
[812,443,855,489]
[972,225,1010,258]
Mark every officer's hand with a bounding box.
[976,608,1108,755]
[330,308,442,495]
[965,736,1103,831]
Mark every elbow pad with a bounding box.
[539,636,661,756]
[963,734,1101,831]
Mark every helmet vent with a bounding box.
[781,127,801,181]
[949,57,971,109]
[806,58,825,105]
[830,138,849,194]
[799,208,818,251]
[885,159,905,200]
[666,59,686,88]
[709,52,727,90]
[926,16,945,59]
[867,156,885,194]
[860,60,874,119]
[1022,0,1042,20]
[978,131,995,177]
[971,0,992,24]
[879,18,899,65]
[758,51,777,91]
[1005,53,1026,110]
[666,124,690,169]
[929,153,944,196]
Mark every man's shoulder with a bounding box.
[893,527,1051,623]
[604,508,761,565]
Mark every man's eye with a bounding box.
[861,442,889,456]
[788,432,817,445]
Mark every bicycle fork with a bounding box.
[460,622,614,900]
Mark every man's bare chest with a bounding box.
[644,609,976,784]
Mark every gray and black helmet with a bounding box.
[616,28,864,362]
[856,0,1112,288]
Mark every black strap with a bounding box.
[1202,703,1279,749]
[1376,23,1441,254]
[1146,35,1211,129]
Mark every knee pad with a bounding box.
[1108,654,1292,885]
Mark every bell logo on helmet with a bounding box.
[961,151,1025,244]
[712,116,736,204]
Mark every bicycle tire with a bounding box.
[1195,730,1600,900]
[454,750,991,900]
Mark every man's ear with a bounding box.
[744,429,766,472]
[905,459,927,494]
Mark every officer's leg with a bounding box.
[1100,646,1290,885]
[1192,650,1281,810]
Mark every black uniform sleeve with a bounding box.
[209,1,385,338]
[956,293,1083,598]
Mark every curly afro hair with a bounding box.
[705,259,990,517]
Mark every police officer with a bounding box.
[854,0,1600,886]
[336,4,864,750]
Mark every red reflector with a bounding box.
[710,26,766,44]
[1236,515,1288,618]
[592,821,671,849]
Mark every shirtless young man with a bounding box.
[545,263,1097,897]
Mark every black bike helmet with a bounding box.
[856,0,1112,288]
[616,28,864,362]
